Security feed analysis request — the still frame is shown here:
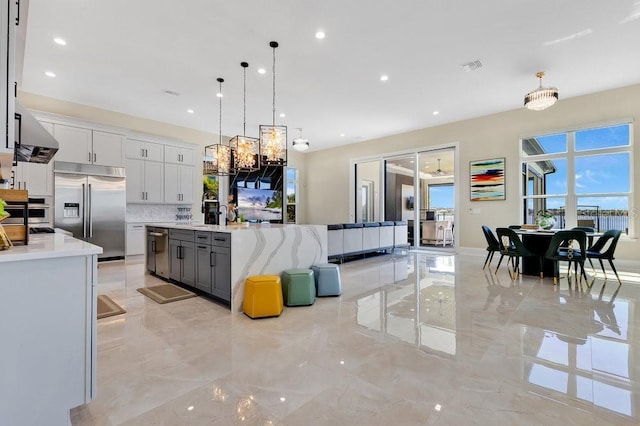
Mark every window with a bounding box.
[285,167,298,223]
[520,123,633,234]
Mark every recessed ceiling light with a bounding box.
[53,37,66,46]
[380,75,389,81]
[315,31,325,39]
[257,68,266,74]
[216,92,223,98]
[45,71,56,77]
[432,111,440,116]
[279,113,286,118]
[340,133,345,137]
[187,109,194,114]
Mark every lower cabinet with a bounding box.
[169,230,196,287]
[195,232,231,303]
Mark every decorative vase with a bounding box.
[537,216,555,230]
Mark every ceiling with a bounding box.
[18,0,640,152]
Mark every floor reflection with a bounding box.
[356,253,457,356]
[516,279,634,417]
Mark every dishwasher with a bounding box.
[147,227,169,279]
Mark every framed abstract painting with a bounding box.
[470,157,505,201]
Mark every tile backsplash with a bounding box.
[127,204,192,223]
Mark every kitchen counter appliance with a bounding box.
[54,161,125,260]
[147,227,169,279]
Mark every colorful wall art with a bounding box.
[470,158,505,201]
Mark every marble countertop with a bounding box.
[0,233,103,263]
[146,222,324,233]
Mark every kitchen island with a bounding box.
[0,233,101,426]
[146,223,327,312]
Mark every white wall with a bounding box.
[304,84,640,260]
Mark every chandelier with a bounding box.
[292,127,309,151]
[259,41,287,166]
[524,72,559,111]
[204,77,234,176]
[230,62,260,172]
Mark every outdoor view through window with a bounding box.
[520,123,632,234]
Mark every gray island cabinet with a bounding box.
[145,223,327,311]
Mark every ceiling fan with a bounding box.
[424,158,453,177]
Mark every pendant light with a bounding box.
[259,41,287,166]
[230,62,260,172]
[204,78,234,176]
[524,71,559,111]
[292,128,309,151]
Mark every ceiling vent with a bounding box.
[461,60,482,72]
[163,89,181,96]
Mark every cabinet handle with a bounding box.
[197,235,207,239]
[140,148,144,157]
[197,245,207,249]
[141,191,145,200]
[210,251,216,267]
[214,237,226,241]
[94,153,97,162]
[88,152,92,162]
[15,0,20,25]
[145,149,148,157]
[151,240,156,253]
[23,181,26,190]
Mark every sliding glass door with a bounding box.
[354,146,456,250]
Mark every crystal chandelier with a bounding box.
[230,62,260,172]
[524,72,559,111]
[259,41,287,166]
[292,127,309,151]
[204,78,234,176]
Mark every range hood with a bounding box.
[14,102,59,164]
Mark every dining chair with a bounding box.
[481,225,501,270]
[495,228,543,279]
[544,230,588,286]
[586,229,623,285]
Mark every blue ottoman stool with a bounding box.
[311,263,342,296]
[281,269,315,306]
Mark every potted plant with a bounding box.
[536,210,556,230]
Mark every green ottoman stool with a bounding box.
[281,269,315,306]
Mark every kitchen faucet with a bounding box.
[218,204,228,224]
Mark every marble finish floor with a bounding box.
[72,251,640,425]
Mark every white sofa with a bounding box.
[327,221,409,261]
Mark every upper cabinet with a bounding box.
[164,145,194,165]
[53,124,124,166]
[1,0,18,155]
[125,139,164,163]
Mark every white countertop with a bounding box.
[147,222,323,233]
[0,233,103,263]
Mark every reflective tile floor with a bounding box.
[72,252,640,425]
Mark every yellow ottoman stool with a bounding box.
[243,275,284,319]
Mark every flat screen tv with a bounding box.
[236,187,283,222]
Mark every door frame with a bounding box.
[349,142,460,250]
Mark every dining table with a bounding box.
[514,229,601,277]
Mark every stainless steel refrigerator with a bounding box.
[54,161,126,260]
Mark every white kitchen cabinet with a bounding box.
[1,0,17,156]
[125,139,164,162]
[125,158,163,203]
[164,164,194,203]
[53,125,92,164]
[164,145,195,165]
[126,223,146,255]
[13,161,53,196]
[91,131,123,166]
[53,124,124,166]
